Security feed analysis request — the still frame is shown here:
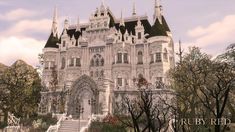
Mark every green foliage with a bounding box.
[21,113,57,132]
[0,60,42,124]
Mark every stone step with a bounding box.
[58,120,89,132]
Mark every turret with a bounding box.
[44,6,59,48]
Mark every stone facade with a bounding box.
[38,1,175,119]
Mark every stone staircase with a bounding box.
[58,120,88,132]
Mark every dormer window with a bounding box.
[101,13,104,16]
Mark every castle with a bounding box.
[38,0,175,119]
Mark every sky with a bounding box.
[0,0,235,66]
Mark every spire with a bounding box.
[76,17,80,32]
[64,18,69,29]
[132,0,136,16]
[120,10,125,26]
[51,6,58,37]
[153,0,162,24]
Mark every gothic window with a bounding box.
[137,51,143,64]
[95,59,99,66]
[61,58,65,69]
[117,78,122,86]
[150,54,154,64]
[138,32,141,39]
[69,58,74,67]
[117,53,122,63]
[91,54,104,67]
[76,58,81,66]
[101,58,104,66]
[124,53,128,63]
[163,49,168,62]
[156,53,162,62]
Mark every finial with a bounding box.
[76,17,80,32]
[153,0,162,23]
[120,9,125,26]
[51,6,58,37]
[132,0,136,16]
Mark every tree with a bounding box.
[170,47,235,132]
[115,76,173,132]
[0,60,42,125]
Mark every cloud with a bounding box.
[0,8,37,21]
[0,37,45,66]
[1,19,51,37]
[186,14,235,55]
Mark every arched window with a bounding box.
[91,59,94,66]
[95,59,99,66]
[90,54,104,67]
[137,51,143,64]
[101,58,104,66]
[163,49,168,62]
[61,58,65,69]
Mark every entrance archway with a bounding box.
[67,75,99,119]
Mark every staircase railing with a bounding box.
[4,112,20,132]
[46,113,66,132]
[80,114,107,132]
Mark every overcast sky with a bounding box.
[0,0,235,66]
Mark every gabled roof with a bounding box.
[44,33,59,48]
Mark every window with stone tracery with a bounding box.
[90,54,104,67]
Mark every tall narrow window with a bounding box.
[117,53,122,63]
[91,59,94,67]
[90,71,93,77]
[150,54,154,64]
[163,49,168,62]
[101,58,104,66]
[95,59,99,66]
[61,58,65,69]
[124,53,128,63]
[137,51,143,64]
[76,58,81,66]
[69,58,74,67]
[138,32,141,39]
[156,53,162,62]
[62,41,66,47]
[117,78,122,86]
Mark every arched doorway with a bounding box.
[67,75,99,119]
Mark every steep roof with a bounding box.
[162,16,170,32]
[114,18,152,36]
[44,33,59,48]
[149,18,168,37]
